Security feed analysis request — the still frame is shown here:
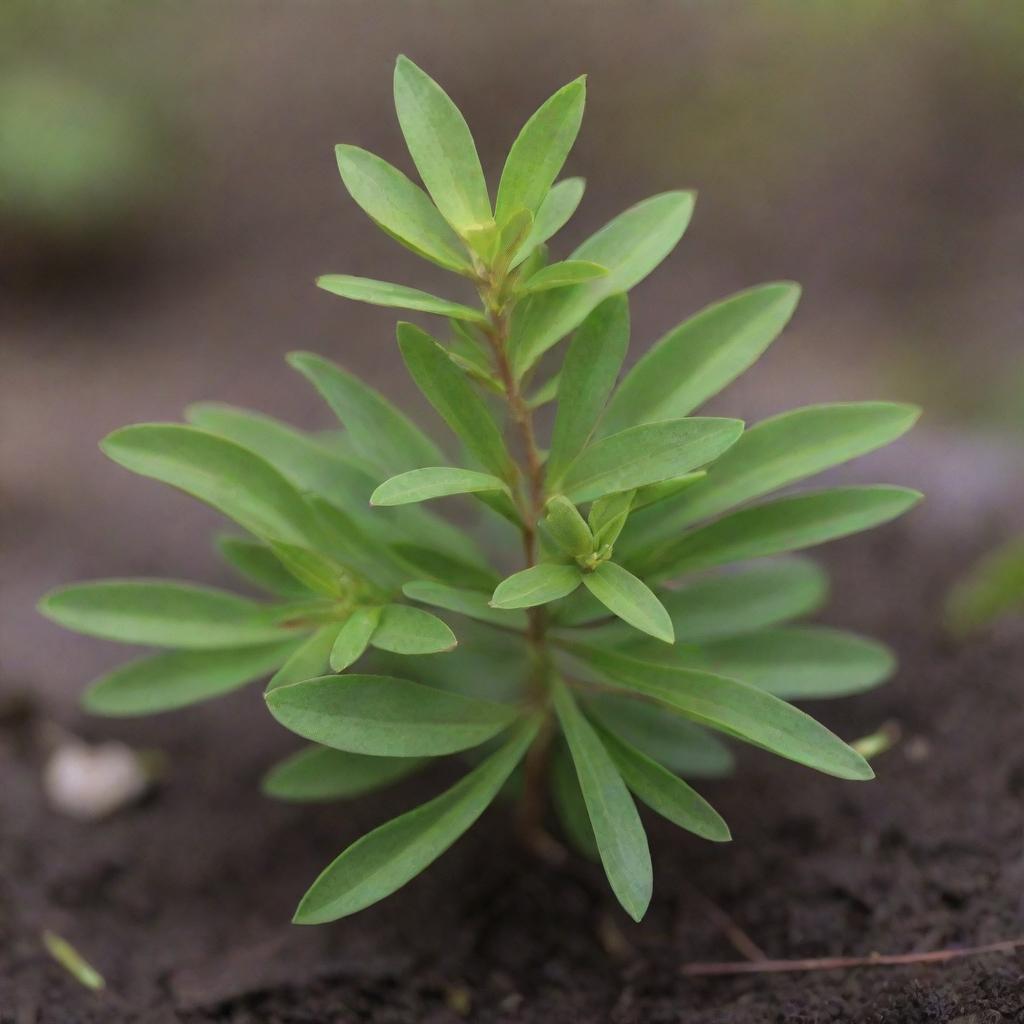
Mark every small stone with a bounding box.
[43,739,151,821]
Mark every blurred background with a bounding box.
[3,0,1023,707]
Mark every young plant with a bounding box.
[39,56,922,925]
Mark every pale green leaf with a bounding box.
[490,563,581,609]
[266,625,338,692]
[947,537,1024,635]
[216,536,310,598]
[330,607,381,671]
[587,490,635,549]
[270,542,351,599]
[371,467,508,507]
[519,260,607,294]
[371,604,457,654]
[581,561,674,643]
[401,580,528,630]
[262,745,426,802]
[543,495,594,558]
[510,177,585,268]
[317,275,487,324]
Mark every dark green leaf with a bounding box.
[216,536,310,598]
[491,563,581,609]
[390,543,498,591]
[270,542,352,599]
[371,467,508,507]
[581,561,674,643]
[262,745,426,802]
[543,496,594,558]
[371,604,457,654]
[551,742,599,859]
[317,275,487,323]
[401,580,528,630]
[266,625,338,692]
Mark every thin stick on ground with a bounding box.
[680,882,767,963]
[681,937,1024,977]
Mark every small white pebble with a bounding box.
[44,740,150,821]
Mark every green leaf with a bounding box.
[317,275,487,324]
[509,191,695,376]
[551,742,599,859]
[519,260,607,294]
[511,177,585,268]
[393,55,491,232]
[390,543,498,591]
[371,467,508,507]
[216,536,310,598]
[552,678,651,921]
[627,402,921,550]
[39,580,291,649]
[546,294,630,485]
[543,496,594,558]
[292,717,537,923]
[397,322,513,478]
[594,723,730,842]
[947,537,1024,635]
[269,542,351,599]
[266,625,338,692]
[693,626,895,699]
[569,645,873,780]
[491,563,581,609]
[371,604,457,655]
[262,745,426,802]
[559,417,744,504]
[581,561,674,643]
[495,77,585,223]
[600,283,801,435]
[497,207,534,258]
[636,486,923,581]
[334,144,471,273]
[265,674,515,756]
[629,472,706,512]
[588,490,635,549]
[101,425,326,549]
[287,352,443,475]
[527,371,560,410]
[84,641,301,716]
[402,580,528,630]
[330,607,381,672]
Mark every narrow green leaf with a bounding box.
[330,607,381,671]
[509,191,695,376]
[581,561,674,643]
[371,467,508,507]
[947,537,1024,635]
[390,543,498,591]
[588,490,635,549]
[316,275,487,324]
[551,742,599,859]
[543,496,594,558]
[84,641,301,716]
[491,563,581,609]
[371,604,457,654]
[262,745,426,802]
[636,486,923,581]
[495,77,585,223]
[497,206,534,258]
[397,322,513,478]
[101,425,326,549]
[527,371,560,409]
[553,678,651,921]
[393,55,491,232]
[266,625,338,692]
[293,718,537,923]
[594,723,730,842]
[265,675,515,756]
[520,260,607,294]
[546,294,629,485]
[334,144,471,273]
[42,932,105,992]
[287,352,443,475]
[39,580,290,649]
[270,542,351,599]
[600,283,801,435]
[402,580,528,630]
[560,417,744,504]
[216,536,310,598]
[629,472,706,512]
[510,177,585,268]
[570,645,873,780]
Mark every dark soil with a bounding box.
[3,523,1024,1023]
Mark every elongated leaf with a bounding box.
[371,467,508,507]
[263,745,426,802]
[546,294,630,485]
[588,490,635,549]
[947,537,1024,635]
[393,55,491,232]
[551,742,599,859]
[543,495,594,558]
[594,723,730,841]
[553,678,651,921]
[334,144,470,273]
[265,675,515,756]
[317,275,486,324]
[390,543,497,591]
[600,283,800,435]
[216,536,310,598]
[84,641,301,716]
[293,718,537,923]
[527,371,560,410]
[266,625,338,692]
[397,322,513,478]
[287,352,442,474]
[101,425,326,549]
[627,403,920,551]
[511,177,585,268]
[39,580,290,649]
[491,563,581,609]
[569,645,873,780]
[636,486,922,580]
[585,693,734,777]
[520,260,607,294]
[371,604,457,654]
[270,542,351,599]
[402,580,528,630]
[330,607,381,671]
[560,417,743,504]
[509,192,695,376]
[581,561,674,643]
[496,77,585,222]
